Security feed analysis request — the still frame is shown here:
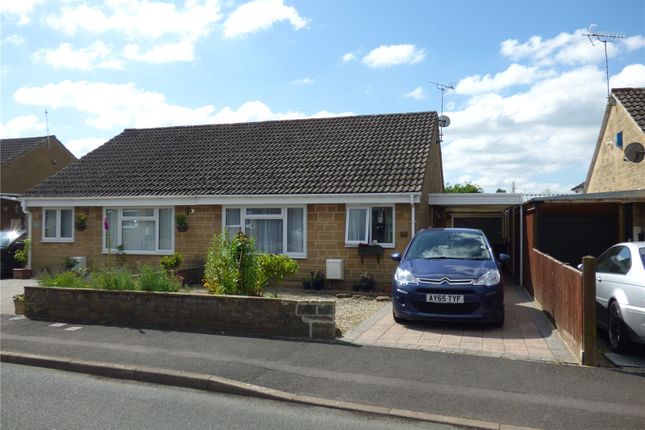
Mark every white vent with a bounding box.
[70,256,87,270]
[326,259,344,280]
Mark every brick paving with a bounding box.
[347,280,578,364]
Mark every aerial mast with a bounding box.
[583,25,625,99]
[429,80,454,142]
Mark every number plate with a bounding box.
[426,294,464,304]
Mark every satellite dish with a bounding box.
[624,142,645,163]
[438,115,451,127]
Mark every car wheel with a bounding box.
[608,301,632,353]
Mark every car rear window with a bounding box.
[640,247,645,267]
[406,231,491,260]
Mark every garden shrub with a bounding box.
[138,264,181,292]
[40,271,86,289]
[160,252,184,275]
[90,268,135,290]
[258,254,298,288]
[204,232,263,296]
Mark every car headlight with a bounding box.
[473,269,501,286]
[394,267,419,286]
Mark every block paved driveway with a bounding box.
[346,279,578,364]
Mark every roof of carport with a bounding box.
[428,193,524,206]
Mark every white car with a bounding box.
[595,242,645,352]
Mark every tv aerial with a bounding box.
[429,80,454,142]
[583,25,625,98]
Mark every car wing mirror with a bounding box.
[498,253,510,263]
[391,252,401,262]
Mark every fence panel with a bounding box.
[529,248,583,359]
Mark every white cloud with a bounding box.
[361,44,425,68]
[44,0,221,39]
[2,34,26,46]
[0,0,41,25]
[291,77,314,85]
[66,137,108,158]
[610,64,645,88]
[33,42,124,71]
[500,29,645,67]
[0,114,46,138]
[12,80,354,140]
[122,39,196,63]
[41,0,221,64]
[455,64,547,95]
[223,0,309,38]
[404,87,425,100]
[442,63,645,193]
[341,52,356,62]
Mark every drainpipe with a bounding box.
[410,194,416,238]
[21,198,32,269]
[519,204,524,288]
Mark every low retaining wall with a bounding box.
[23,286,336,340]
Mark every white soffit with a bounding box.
[428,193,524,206]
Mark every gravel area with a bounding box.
[274,289,390,337]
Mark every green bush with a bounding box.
[90,268,135,290]
[40,271,86,289]
[160,252,184,275]
[258,254,298,288]
[204,232,263,296]
[14,239,31,267]
[137,264,181,292]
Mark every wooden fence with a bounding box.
[528,248,584,360]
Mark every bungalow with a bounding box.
[22,111,444,289]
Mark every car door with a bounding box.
[596,246,632,307]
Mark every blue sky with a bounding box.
[2,0,644,193]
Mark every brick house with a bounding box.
[1,135,77,230]
[585,87,645,193]
[22,112,444,289]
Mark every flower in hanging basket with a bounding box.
[175,213,189,232]
[75,212,87,231]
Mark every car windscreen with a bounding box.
[406,231,491,260]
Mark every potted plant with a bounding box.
[13,294,25,315]
[13,238,31,279]
[310,269,325,290]
[75,212,87,231]
[175,213,188,232]
[357,272,375,292]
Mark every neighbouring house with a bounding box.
[1,135,77,231]
[585,87,645,194]
[21,112,444,289]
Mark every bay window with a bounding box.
[345,205,394,247]
[224,207,306,258]
[103,208,174,254]
[42,208,74,242]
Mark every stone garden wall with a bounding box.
[24,286,336,340]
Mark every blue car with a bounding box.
[391,228,509,326]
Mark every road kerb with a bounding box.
[1,351,539,430]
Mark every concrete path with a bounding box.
[345,281,578,364]
[0,278,31,315]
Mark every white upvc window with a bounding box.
[103,207,174,255]
[223,206,307,258]
[345,205,395,248]
[42,208,74,242]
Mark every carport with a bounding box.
[428,193,525,281]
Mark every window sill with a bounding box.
[102,250,175,256]
[42,238,74,243]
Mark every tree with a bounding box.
[444,182,483,193]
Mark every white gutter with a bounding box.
[20,198,32,269]
[24,192,423,208]
[410,194,416,238]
